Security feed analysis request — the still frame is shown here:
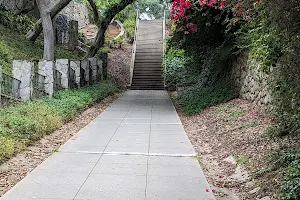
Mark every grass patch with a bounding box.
[228,109,247,121]
[236,156,250,165]
[215,104,235,113]
[0,80,119,164]
[0,25,82,74]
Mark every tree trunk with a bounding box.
[87,0,99,22]
[86,0,135,58]
[26,0,72,42]
[36,0,55,61]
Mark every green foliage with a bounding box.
[98,46,110,54]
[235,11,284,73]
[108,36,125,48]
[270,148,300,200]
[165,47,187,86]
[0,25,81,74]
[166,7,237,115]
[0,11,35,33]
[175,81,238,115]
[123,15,136,42]
[0,81,119,164]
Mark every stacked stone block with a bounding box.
[0,57,104,104]
[12,60,34,101]
[56,59,70,89]
[230,51,272,106]
[70,60,81,86]
[38,61,54,96]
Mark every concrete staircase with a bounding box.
[131,20,164,90]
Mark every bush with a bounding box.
[123,15,136,42]
[271,148,300,200]
[175,81,238,115]
[0,11,35,33]
[278,161,300,200]
[0,81,119,164]
[165,47,187,86]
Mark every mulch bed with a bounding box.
[174,96,281,200]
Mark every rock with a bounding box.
[55,59,69,89]
[249,187,260,194]
[224,156,237,165]
[70,61,81,86]
[258,196,271,200]
[12,60,34,101]
[38,61,54,96]
[231,165,250,182]
[246,181,255,188]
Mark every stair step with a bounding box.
[134,71,163,73]
[136,50,163,54]
[136,52,162,56]
[133,74,164,80]
[137,37,162,40]
[135,56,162,63]
[134,71,163,74]
[135,59,162,62]
[130,87,164,91]
[135,62,162,65]
[133,80,164,82]
[137,33,162,37]
[136,42,163,46]
[134,67,162,70]
[131,83,164,88]
[135,66,162,68]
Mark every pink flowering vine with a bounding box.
[171,0,264,33]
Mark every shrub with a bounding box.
[0,11,35,33]
[165,47,187,86]
[175,80,238,115]
[271,148,300,200]
[123,15,136,42]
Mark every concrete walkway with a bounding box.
[1,90,215,200]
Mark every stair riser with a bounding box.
[135,66,162,68]
[136,42,163,46]
[135,58,162,61]
[133,75,164,81]
[136,52,162,56]
[136,49,163,53]
[134,72,163,74]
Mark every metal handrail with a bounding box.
[163,10,167,88]
[129,10,140,87]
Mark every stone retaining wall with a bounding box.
[230,51,272,106]
[0,56,105,104]
[48,0,90,29]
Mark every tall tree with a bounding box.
[86,0,135,57]
[35,0,54,60]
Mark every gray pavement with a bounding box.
[1,90,215,200]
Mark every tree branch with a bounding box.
[86,0,135,57]
[26,0,72,42]
[87,0,99,22]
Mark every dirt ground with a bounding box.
[0,93,122,197]
[173,95,282,200]
[108,43,132,88]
